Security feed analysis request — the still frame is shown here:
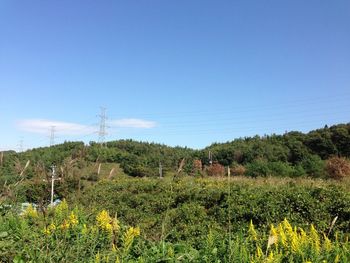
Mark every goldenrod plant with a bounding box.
[1,202,350,262]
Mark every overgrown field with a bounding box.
[1,177,350,262]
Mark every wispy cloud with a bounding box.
[109,118,156,129]
[17,119,94,135]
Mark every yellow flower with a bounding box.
[69,211,78,226]
[96,210,111,226]
[123,226,141,253]
[43,227,51,235]
[55,199,68,217]
[49,223,56,231]
[248,220,258,241]
[323,234,332,252]
[266,251,274,263]
[298,227,307,246]
[96,210,113,233]
[22,204,38,219]
[277,223,287,248]
[60,219,70,230]
[256,246,263,259]
[283,218,293,235]
[112,243,117,252]
[43,223,56,235]
[310,224,320,253]
[291,230,299,253]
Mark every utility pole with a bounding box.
[159,162,163,178]
[98,107,108,146]
[0,151,3,167]
[49,165,61,206]
[49,126,56,146]
[209,151,213,166]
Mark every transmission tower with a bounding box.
[98,107,108,145]
[50,126,56,146]
[18,139,24,152]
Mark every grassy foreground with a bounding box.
[1,176,350,262]
[1,200,349,262]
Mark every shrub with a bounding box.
[206,162,225,176]
[245,160,269,177]
[300,155,326,178]
[230,164,246,176]
[326,156,350,180]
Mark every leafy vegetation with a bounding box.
[1,197,349,262]
[1,123,350,261]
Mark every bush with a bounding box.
[300,155,326,178]
[206,162,225,176]
[245,160,269,177]
[230,164,246,176]
[326,156,350,180]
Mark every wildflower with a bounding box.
[323,234,332,252]
[95,252,100,263]
[96,210,111,225]
[60,219,70,230]
[123,226,140,253]
[55,199,68,217]
[248,220,258,241]
[68,211,78,226]
[310,224,320,253]
[298,227,308,246]
[291,230,299,253]
[43,223,56,235]
[334,254,340,263]
[266,251,274,263]
[96,210,113,233]
[277,223,287,248]
[43,227,51,235]
[124,226,140,238]
[49,223,56,231]
[283,218,293,235]
[22,204,38,219]
[112,243,117,252]
[256,246,263,259]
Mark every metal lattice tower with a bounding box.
[50,126,56,146]
[98,107,108,145]
[18,139,24,152]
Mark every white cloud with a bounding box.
[110,118,156,129]
[17,119,94,135]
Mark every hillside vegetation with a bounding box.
[1,123,350,262]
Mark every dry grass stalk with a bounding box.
[20,160,30,177]
[97,163,102,175]
[177,158,185,174]
[108,168,115,179]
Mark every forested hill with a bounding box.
[1,123,350,184]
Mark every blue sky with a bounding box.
[1,0,349,150]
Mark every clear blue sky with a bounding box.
[1,0,349,150]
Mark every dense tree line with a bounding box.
[1,123,349,185]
